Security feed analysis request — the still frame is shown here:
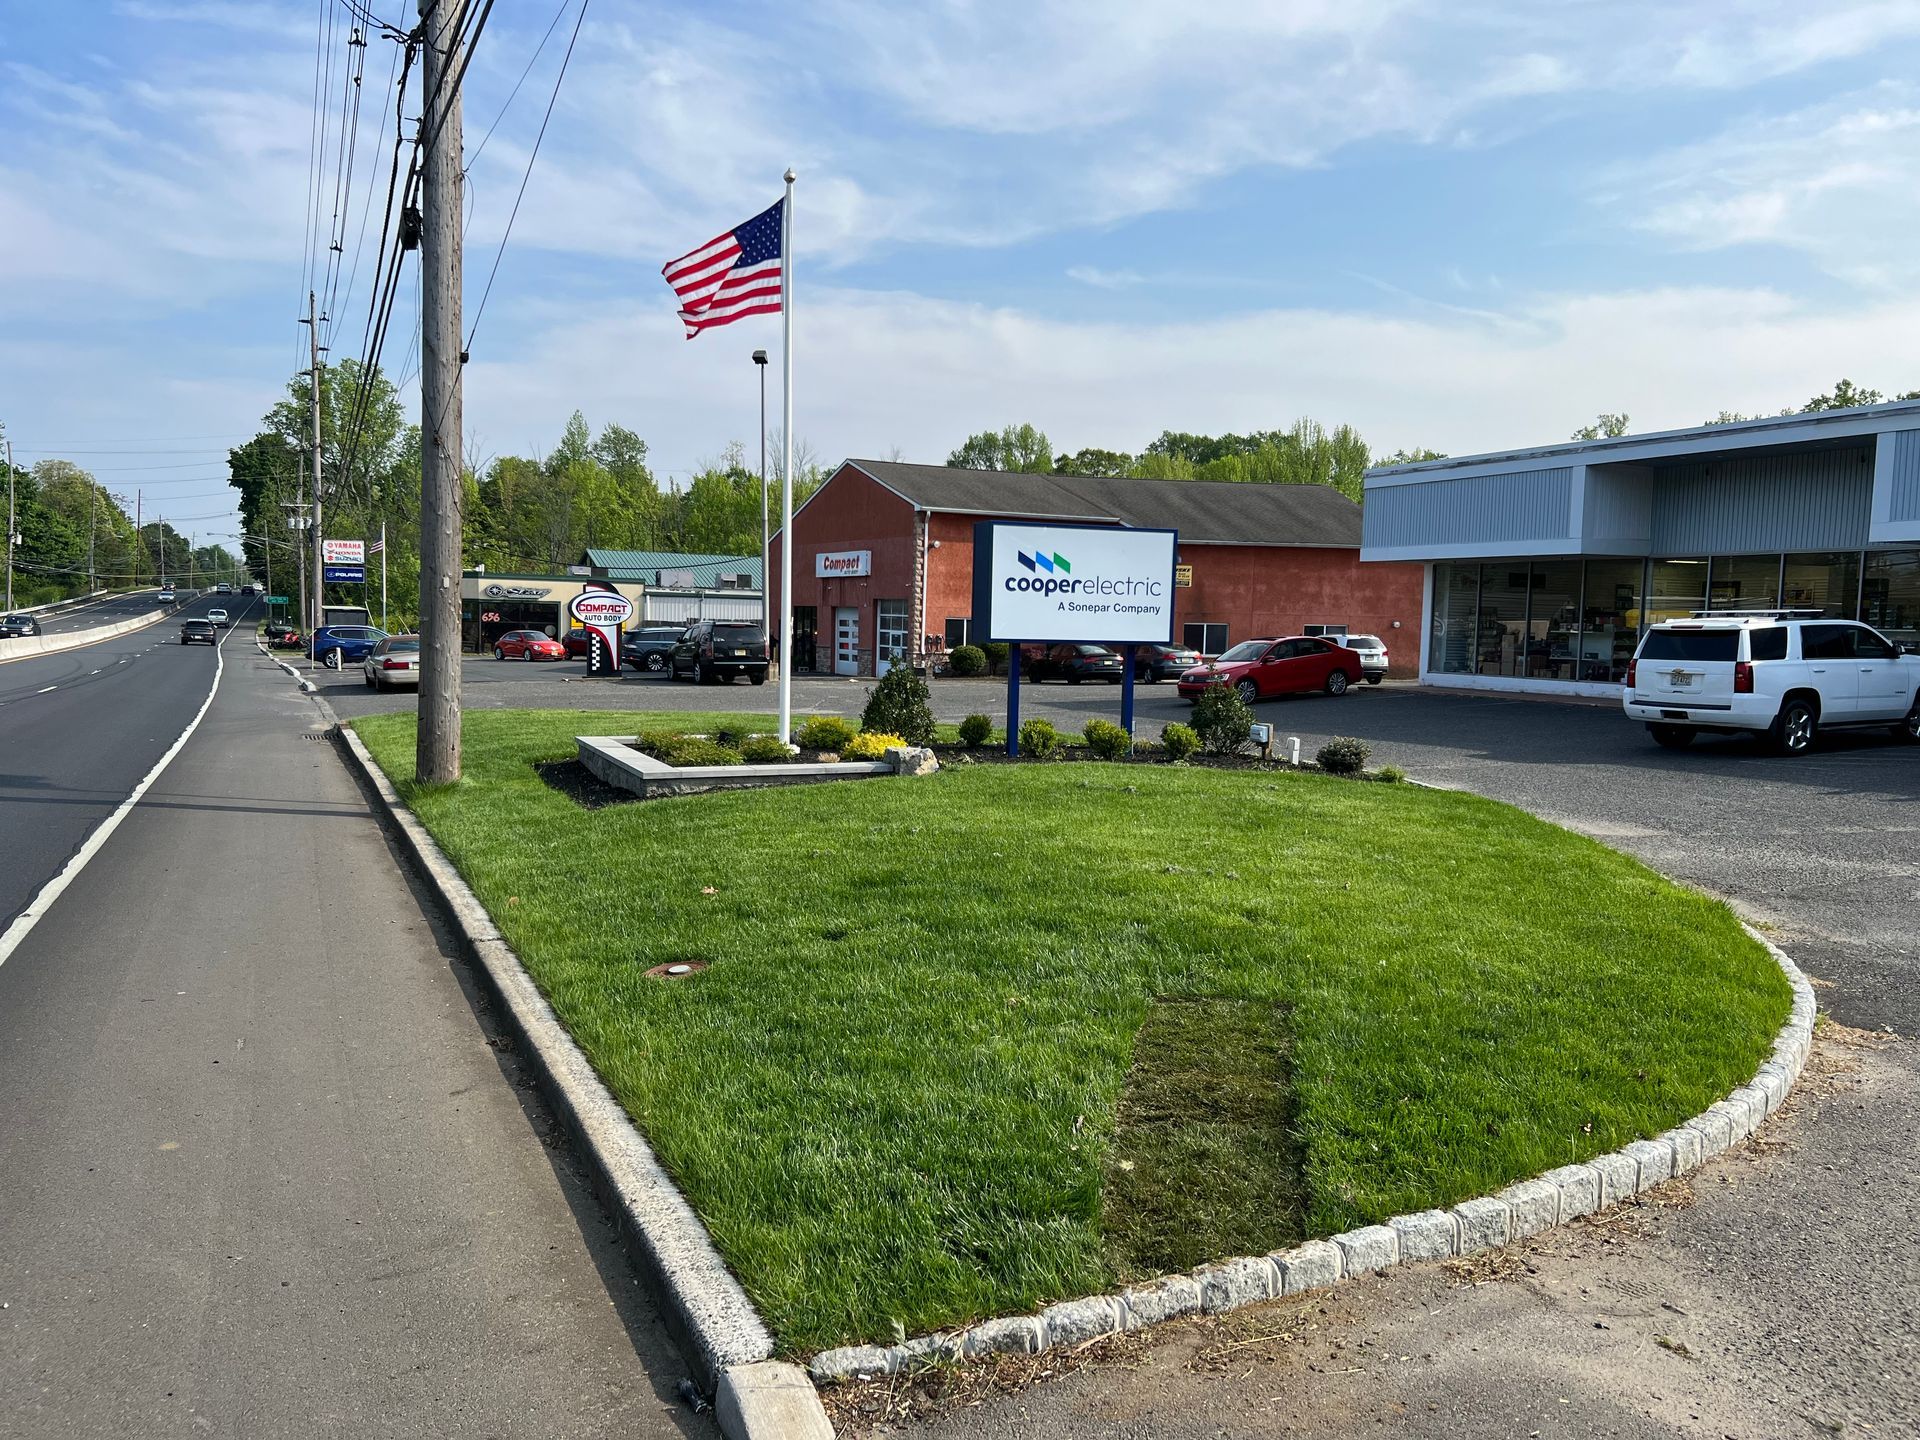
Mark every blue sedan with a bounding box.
[309,624,389,667]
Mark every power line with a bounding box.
[467,0,569,171]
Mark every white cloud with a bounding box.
[1065,266,1144,289]
[1613,83,1920,287]
[461,282,1920,482]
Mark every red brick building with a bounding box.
[770,460,1425,676]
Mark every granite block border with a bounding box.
[810,923,1815,1386]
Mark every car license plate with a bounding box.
[732,648,747,656]
[1668,673,1693,689]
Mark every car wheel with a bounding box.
[1325,670,1349,696]
[1648,723,1695,750]
[1770,696,1818,756]
[1365,674,1383,685]
[750,670,766,685]
[365,674,377,690]
[645,652,667,673]
[1234,679,1258,705]
[494,646,505,660]
[1895,699,1920,743]
[324,648,342,670]
[525,648,535,662]
[698,659,714,685]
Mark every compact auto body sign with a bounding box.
[971,521,1177,644]
[815,550,872,578]
[566,589,635,627]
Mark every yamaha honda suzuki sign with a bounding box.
[568,585,634,678]
[972,521,1177,644]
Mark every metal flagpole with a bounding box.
[778,168,795,743]
[380,519,388,631]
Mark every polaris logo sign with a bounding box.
[973,521,1177,644]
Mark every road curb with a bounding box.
[332,725,820,1440]
[808,925,1817,1384]
[254,640,317,691]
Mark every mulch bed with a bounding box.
[931,743,1291,771]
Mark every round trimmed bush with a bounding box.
[1017,717,1061,759]
[957,712,995,748]
[844,731,907,761]
[1316,736,1372,776]
[1083,717,1132,761]
[1160,722,1200,762]
[739,736,793,763]
[947,645,987,677]
[982,642,1010,675]
[860,664,937,745]
[796,716,858,753]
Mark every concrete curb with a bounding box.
[254,640,317,691]
[808,924,1816,1385]
[331,724,827,1440]
[0,596,181,664]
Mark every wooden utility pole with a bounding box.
[304,291,326,638]
[416,0,464,783]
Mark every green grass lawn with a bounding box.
[352,708,1790,1354]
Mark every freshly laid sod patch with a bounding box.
[1101,998,1303,1277]
[352,708,1791,1355]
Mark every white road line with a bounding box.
[0,618,236,972]
[36,685,56,694]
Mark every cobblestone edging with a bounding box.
[809,927,1815,1384]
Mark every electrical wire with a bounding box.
[467,0,569,171]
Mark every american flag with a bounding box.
[367,535,384,555]
[662,198,783,338]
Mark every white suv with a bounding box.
[1624,612,1920,755]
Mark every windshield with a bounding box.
[1346,635,1384,650]
[714,626,767,643]
[1215,641,1270,663]
[1640,629,1739,662]
[387,640,421,652]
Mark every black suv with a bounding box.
[670,620,769,685]
[180,618,218,646]
[621,625,685,674]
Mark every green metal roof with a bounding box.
[580,549,763,588]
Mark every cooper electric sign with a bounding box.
[971,521,1177,645]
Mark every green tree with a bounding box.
[1570,413,1630,440]
[1053,446,1134,477]
[1375,447,1446,465]
[947,423,1054,472]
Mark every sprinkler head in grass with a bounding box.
[645,961,709,980]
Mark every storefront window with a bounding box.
[792,606,818,669]
[1578,559,1642,682]
[1523,561,1581,681]
[1476,565,1529,677]
[876,599,911,669]
[1707,554,1780,612]
[1429,562,1478,674]
[1862,549,1920,644]
[1782,552,1861,618]
[1646,558,1708,625]
[1183,622,1228,654]
[944,617,971,648]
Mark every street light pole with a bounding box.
[5,438,16,611]
[753,348,769,630]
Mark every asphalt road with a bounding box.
[0,634,710,1435]
[0,588,254,932]
[28,587,175,636]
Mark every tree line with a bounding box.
[224,363,825,630]
[0,437,240,608]
[945,420,1443,501]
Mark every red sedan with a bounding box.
[1176,636,1363,704]
[492,629,567,661]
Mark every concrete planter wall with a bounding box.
[576,734,935,798]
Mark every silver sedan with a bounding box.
[363,634,422,690]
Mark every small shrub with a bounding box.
[947,644,987,677]
[1017,717,1061,759]
[739,736,792,763]
[1374,763,1407,784]
[1190,685,1254,756]
[654,736,743,767]
[982,641,1010,675]
[860,664,937,745]
[714,724,746,747]
[1160,722,1200,762]
[632,729,686,759]
[957,712,995,748]
[796,715,857,752]
[844,731,907,761]
[1083,717,1133,761]
[1316,736,1371,776]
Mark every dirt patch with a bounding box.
[533,758,630,809]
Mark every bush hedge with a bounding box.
[1017,717,1061,759]
[947,645,987,677]
[796,716,858,753]
[844,731,907,761]
[1316,736,1372,776]
[1083,717,1132,760]
[860,665,937,745]
[1160,722,1200,762]
[1190,686,1254,755]
[958,713,995,748]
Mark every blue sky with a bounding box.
[3,1,1919,548]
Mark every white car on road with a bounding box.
[207,607,230,628]
[1624,612,1920,754]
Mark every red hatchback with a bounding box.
[493,629,567,661]
[1176,636,1363,704]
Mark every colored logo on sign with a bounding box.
[1017,551,1071,575]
